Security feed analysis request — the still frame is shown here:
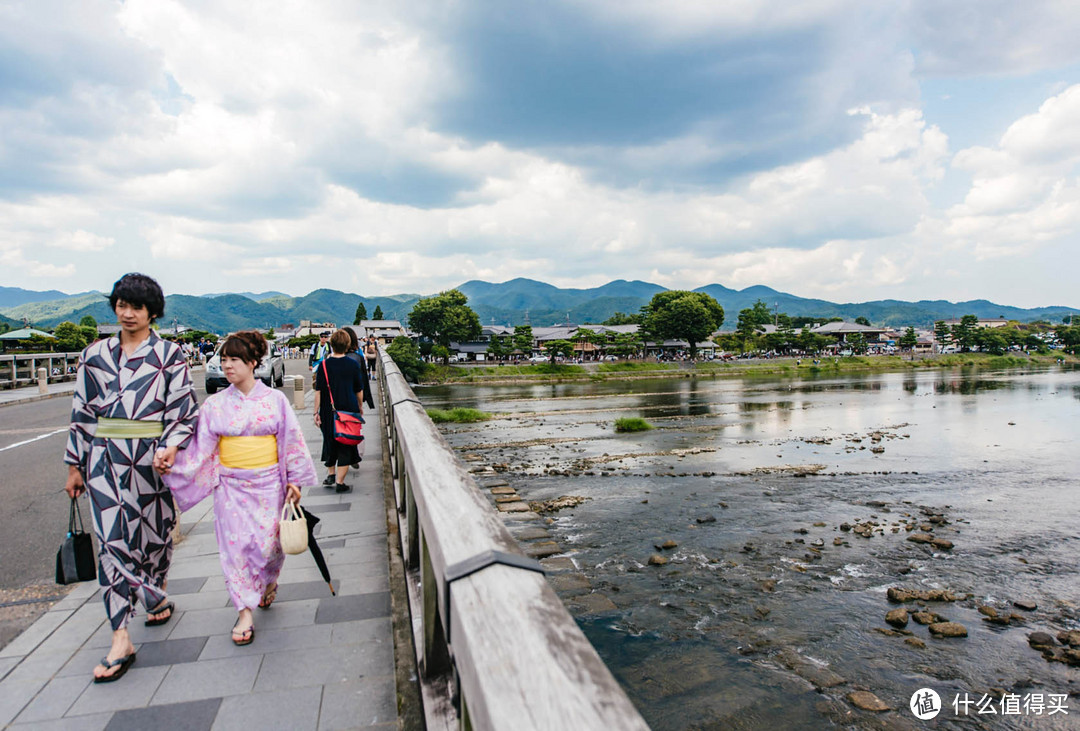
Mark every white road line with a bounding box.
[0,428,67,453]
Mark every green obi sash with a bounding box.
[96,417,165,439]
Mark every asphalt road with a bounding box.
[0,359,313,648]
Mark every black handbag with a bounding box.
[55,496,97,585]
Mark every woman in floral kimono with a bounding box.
[65,273,198,683]
[163,330,317,645]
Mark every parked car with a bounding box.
[204,343,285,394]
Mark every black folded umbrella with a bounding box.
[298,506,336,596]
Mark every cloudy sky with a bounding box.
[2,1,1080,307]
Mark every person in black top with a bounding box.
[313,329,365,492]
[345,328,375,411]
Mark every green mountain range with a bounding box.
[1,279,1076,334]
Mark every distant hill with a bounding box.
[201,291,290,301]
[0,286,88,309]
[2,279,1076,333]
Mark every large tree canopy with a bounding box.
[408,289,481,363]
[640,291,724,360]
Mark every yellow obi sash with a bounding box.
[96,418,164,439]
[219,435,278,470]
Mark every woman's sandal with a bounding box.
[258,583,277,610]
[231,620,255,646]
[92,652,136,683]
[144,601,175,627]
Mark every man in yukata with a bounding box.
[64,273,198,682]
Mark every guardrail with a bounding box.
[0,353,81,390]
[375,348,649,731]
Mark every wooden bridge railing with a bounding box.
[375,347,649,731]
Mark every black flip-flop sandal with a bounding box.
[231,620,255,646]
[93,652,136,683]
[144,601,175,627]
[258,584,277,610]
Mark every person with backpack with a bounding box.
[308,331,331,372]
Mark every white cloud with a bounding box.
[49,230,115,252]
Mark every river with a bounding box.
[419,365,1080,729]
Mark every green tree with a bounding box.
[353,301,367,325]
[1056,325,1080,354]
[846,333,868,354]
[542,339,574,363]
[79,325,98,344]
[736,300,773,339]
[53,321,87,352]
[386,335,425,381]
[513,325,534,356]
[571,327,607,359]
[609,331,643,358]
[641,291,724,360]
[486,334,511,360]
[854,316,871,326]
[933,321,951,349]
[976,328,1009,355]
[79,315,98,329]
[372,305,384,320]
[951,314,979,352]
[899,327,918,350]
[407,289,481,365]
[602,312,642,326]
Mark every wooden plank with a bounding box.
[450,566,649,730]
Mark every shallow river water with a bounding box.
[420,366,1080,729]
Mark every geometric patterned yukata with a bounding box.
[164,381,317,611]
[64,332,197,631]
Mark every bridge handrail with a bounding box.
[376,348,649,730]
[0,352,82,389]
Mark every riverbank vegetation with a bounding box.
[412,351,1077,385]
[614,417,653,432]
[426,407,493,423]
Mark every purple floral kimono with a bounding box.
[164,381,317,610]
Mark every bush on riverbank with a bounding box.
[426,407,493,423]
[597,361,671,373]
[615,417,653,432]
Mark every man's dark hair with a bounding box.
[108,273,166,322]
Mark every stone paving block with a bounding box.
[150,655,262,705]
[251,598,319,631]
[9,712,112,731]
[308,502,352,513]
[275,580,338,603]
[0,609,73,658]
[165,590,232,612]
[12,674,89,723]
[167,556,229,580]
[329,617,392,647]
[166,607,244,641]
[212,684,321,731]
[0,656,19,681]
[199,624,332,661]
[252,640,393,692]
[314,592,390,625]
[2,650,75,684]
[132,636,209,668]
[316,538,346,549]
[318,675,397,729]
[0,677,48,726]
[335,572,389,596]
[107,697,222,731]
[166,577,208,595]
[67,666,169,716]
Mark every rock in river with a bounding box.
[928,622,968,638]
[847,691,891,712]
[647,554,669,567]
[1013,599,1038,611]
[885,608,909,628]
[1029,632,1057,649]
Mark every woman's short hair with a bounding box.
[330,329,351,354]
[108,273,166,321]
[220,330,268,366]
[345,328,359,352]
